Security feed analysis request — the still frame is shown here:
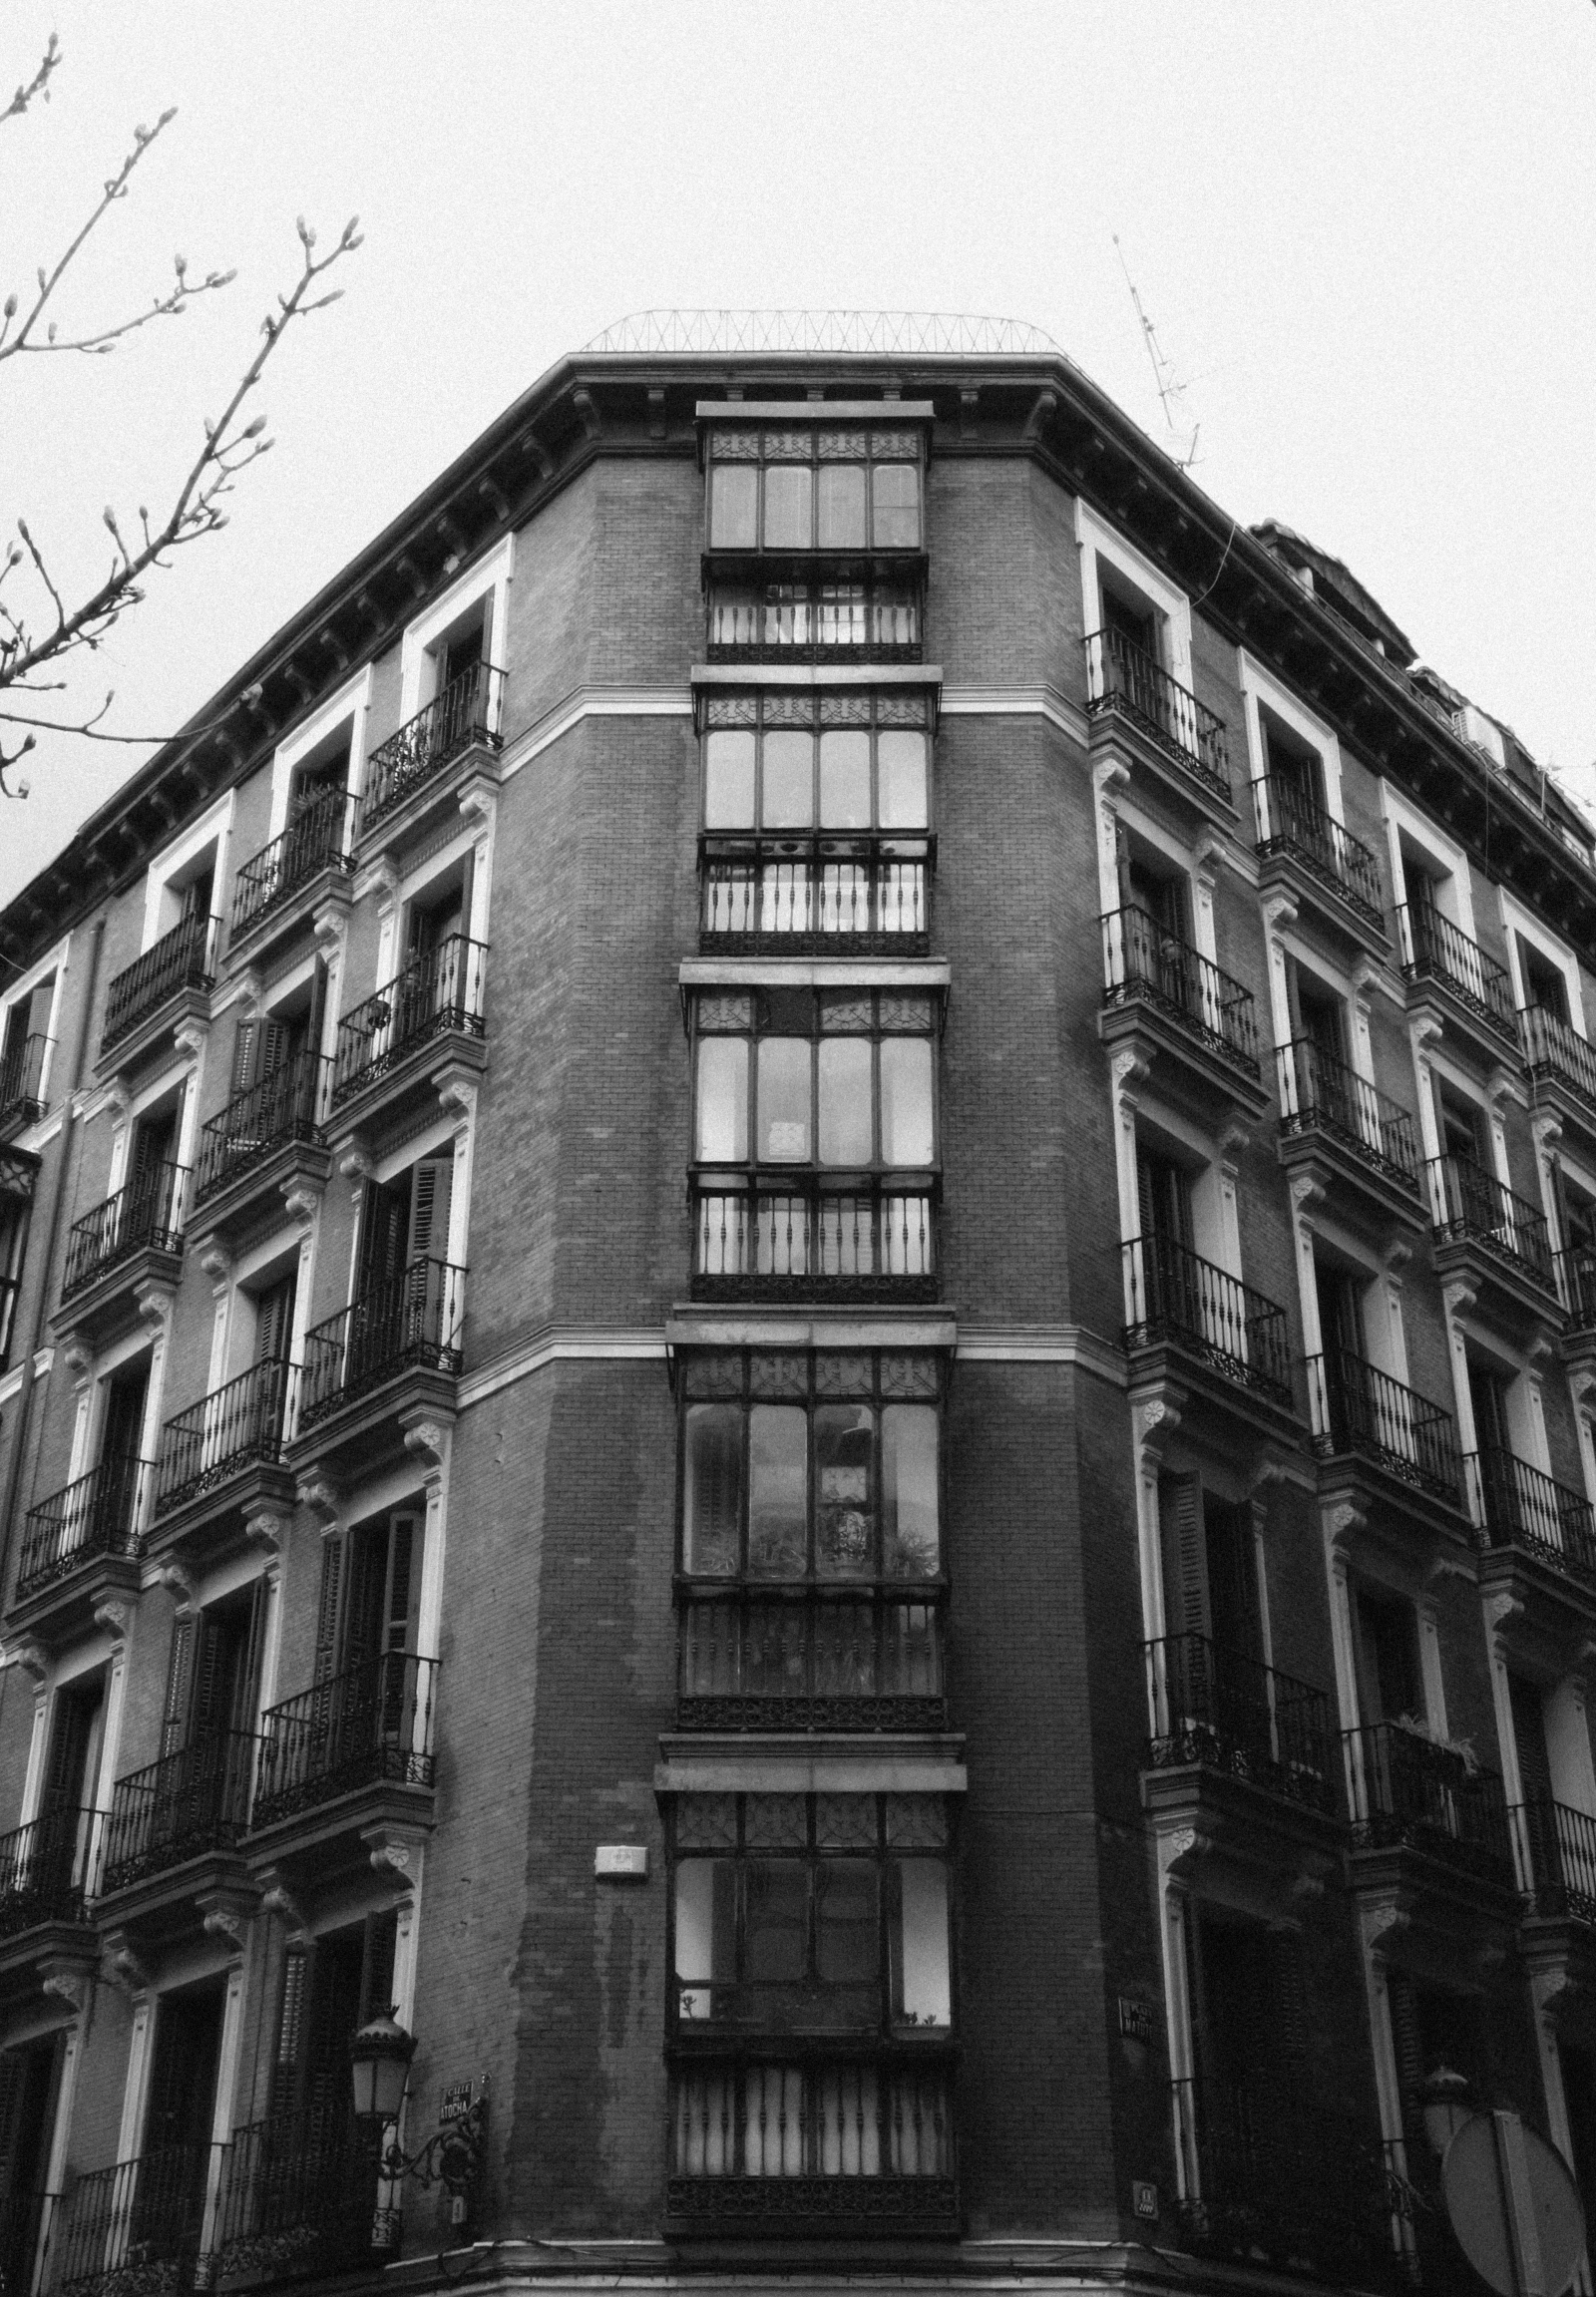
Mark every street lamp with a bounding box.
[1420,2065,1474,2158]
[349,2009,489,2239]
[349,2007,416,2124]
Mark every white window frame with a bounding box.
[1238,652,1346,826]
[1498,889,1586,1038]
[0,933,69,1111]
[1379,786,1479,945]
[140,792,235,955]
[1075,502,1193,687]
[266,667,373,837]
[398,536,514,728]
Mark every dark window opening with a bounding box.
[1354,1588,1423,1724]
[1519,938,1570,1024]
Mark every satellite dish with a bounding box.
[1440,2110,1586,2297]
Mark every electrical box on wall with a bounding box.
[595,1843,648,1880]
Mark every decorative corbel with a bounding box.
[42,1968,91,2017]
[1485,1062,1518,1115]
[60,1334,93,1383]
[352,855,400,915]
[259,1879,309,1944]
[1407,1010,1444,1061]
[281,1181,323,1231]
[363,1822,426,1889]
[401,1415,452,1476]
[92,1600,131,1645]
[155,1559,196,1614]
[572,387,600,439]
[434,1069,478,1126]
[1133,1393,1183,1472]
[1531,1108,1564,1159]
[1359,1901,1411,1957]
[395,554,429,603]
[101,1934,152,1999]
[199,1242,232,1299]
[310,903,347,964]
[643,390,666,442]
[174,1017,210,1062]
[1110,1046,1150,1102]
[243,1510,288,1557]
[519,430,555,481]
[1022,387,1057,443]
[958,387,979,438]
[202,1906,249,1957]
[1425,1553,1478,1592]
[133,1279,177,1334]
[1481,1588,1525,1659]
[458,781,497,835]
[338,1141,374,1206]
[8,1640,48,1684]
[1288,1170,1326,1220]
[1260,889,1299,938]
[1323,1499,1367,1566]
[1441,1273,1479,1322]
[296,1471,341,1526]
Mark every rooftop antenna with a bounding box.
[1113,235,1201,470]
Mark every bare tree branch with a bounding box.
[2,34,60,128]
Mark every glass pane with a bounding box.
[695,1037,748,1162]
[675,1857,736,2017]
[760,730,813,828]
[818,1038,872,1166]
[877,730,929,829]
[817,465,867,550]
[757,1038,811,1162]
[747,1404,808,1576]
[817,1860,879,1984]
[882,1405,939,1575]
[879,1037,934,1165]
[819,729,871,828]
[745,1860,808,1981]
[764,466,813,551]
[815,1403,874,1578]
[891,1860,951,2026]
[704,730,756,828]
[683,1404,743,1576]
[744,2066,803,2175]
[871,464,921,549]
[710,465,758,550]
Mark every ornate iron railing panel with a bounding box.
[1515,1798,1596,1925]
[1144,1634,1336,1814]
[57,2144,219,2297]
[692,1180,936,1304]
[701,839,931,953]
[706,582,921,660]
[1426,1152,1554,1288]
[18,1456,152,1600]
[195,1050,327,1207]
[0,1802,99,1934]
[1252,776,1385,927]
[1307,1350,1461,1502]
[1344,1722,1513,1880]
[101,912,216,1054]
[62,1161,187,1299]
[1276,1038,1420,1189]
[583,308,1061,357]
[209,2107,374,2283]
[0,1030,50,1129]
[230,793,354,940]
[252,1652,437,1828]
[1082,630,1230,799]
[101,1730,257,1894]
[1100,907,1259,1077]
[297,1259,466,1428]
[1521,1001,1596,1120]
[1467,1446,1596,1588]
[1559,1245,1596,1330]
[667,2059,955,2224]
[1396,903,1516,1039]
[1122,1236,1293,1406]
[330,936,487,1106]
[155,1359,292,1517]
[1169,2077,1396,2284]
[359,662,503,834]
[678,1598,944,1731]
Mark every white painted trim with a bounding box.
[1238,649,1346,825]
[1075,500,1194,686]
[680,957,950,989]
[497,686,693,788]
[1498,885,1585,1036]
[267,665,373,835]
[139,790,235,952]
[398,535,514,725]
[374,1115,457,1186]
[0,932,70,1112]
[938,683,1091,744]
[1379,781,1478,943]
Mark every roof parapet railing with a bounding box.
[579,309,1065,360]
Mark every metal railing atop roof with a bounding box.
[579,309,1064,359]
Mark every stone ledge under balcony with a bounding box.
[1520,1910,1596,2037]
[661,2172,960,2244]
[1097,996,1269,1126]
[327,1030,487,1151]
[285,1377,457,1488]
[1124,1349,1306,1470]
[1432,1230,1565,1344]
[1276,1126,1427,1247]
[656,1733,966,1800]
[666,1305,957,1356]
[243,1781,433,1904]
[1348,1839,1521,1983]
[1143,1764,1344,1925]
[1405,968,1522,1076]
[6,1548,142,1648]
[224,864,352,976]
[0,1922,99,2016]
[352,735,502,866]
[94,1863,259,1960]
[95,981,211,1085]
[190,1140,331,1253]
[1084,691,1236,828]
[1255,844,1390,965]
[1475,1541,1596,1679]
[1314,1449,1471,1573]
[143,1459,298,1576]
[49,1253,182,1352]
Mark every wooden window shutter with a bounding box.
[254,1276,296,1366]
[45,1692,93,1807]
[189,1611,229,1740]
[1269,1930,1309,2064]
[359,1176,409,1291]
[360,1909,399,2024]
[312,1534,346,1684]
[1388,1972,1424,2102]
[160,1619,195,1759]
[230,1019,258,1098]
[1161,1474,1211,1641]
[385,1515,422,1653]
[1509,1674,1555,1808]
[235,1579,268,1732]
[405,1156,453,1267]
[0,2052,26,2198]
[270,1946,309,2115]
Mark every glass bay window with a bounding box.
[706,428,924,556]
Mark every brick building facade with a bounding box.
[0,309,1587,2296]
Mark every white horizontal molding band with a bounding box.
[939,683,1089,745]
[690,662,942,694]
[499,685,693,787]
[958,1324,1127,1384]
[679,957,950,990]
[458,1328,667,1410]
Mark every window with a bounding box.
[0,973,53,1125]
[1099,574,1160,664]
[671,1791,952,2035]
[708,575,920,654]
[693,989,937,1175]
[1259,709,1325,814]
[0,2037,64,2292]
[707,428,923,554]
[1353,1588,1422,1723]
[270,1911,396,2121]
[1518,936,1570,1025]
[702,701,930,834]
[1434,1080,1485,1164]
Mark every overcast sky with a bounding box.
[1,1,1592,901]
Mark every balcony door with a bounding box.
[0,2034,64,2292]
[1353,1589,1423,1729]
[359,1156,453,1330]
[98,1360,150,1502]
[41,1671,105,1894]
[137,1979,224,2252]
[1184,1908,1307,2189]
[1160,1481,1266,1760]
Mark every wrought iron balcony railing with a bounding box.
[209,2106,373,2285]
[707,582,921,662]
[1426,1152,1555,1290]
[155,1359,293,1518]
[100,911,216,1055]
[296,1258,466,1429]
[1559,1246,1596,1331]
[359,660,503,834]
[1514,1797,1596,1925]
[1521,1002,1596,1121]
[1345,1721,1513,1881]
[679,1597,944,1731]
[1276,1039,1420,1189]
[1252,776,1385,928]
[1396,903,1517,1040]
[100,1729,257,1894]
[330,935,487,1107]
[1144,1633,1336,1814]
[1082,629,1230,800]
[1123,1236,1293,1407]
[252,1651,437,1828]
[1467,1446,1596,1589]
[0,1802,99,1934]
[0,1030,49,1129]
[195,1049,327,1205]
[692,1179,936,1302]
[1100,908,1259,1078]
[701,839,931,955]
[667,2059,955,2225]
[1169,2076,1396,2284]
[17,1455,152,1602]
[57,2143,219,2297]
[1307,1350,1461,1504]
[230,792,355,940]
[62,1160,187,1299]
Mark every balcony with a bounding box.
[1081,629,1231,812]
[1468,1447,1596,1592]
[691,1179,937,1305]
[149,1360,295,1561]
[99,1729,256,1901]
[0,2192,53,2297]
[227,791,355,962]
[11,1457,149,1640]
[706,579,921,665]
[0,1803,100,2007]
[55,1161,187,1342]
[98,911,217,1070]
[1426,1152,1560,1332]
[664,2058,957,2238]
[1558,1246,1596,1385]
[1276,1039,1426,1241]
[210,2107,374,2286]
[356,660,503,850]
[328,935,487,1137]
[192,1050,331,1242]
[291,1260,464,1478]
[0,1031,49,1133]
[1122,1237,1298,1441]
[1252,776,1388,955]
[1521,1003,1596,1151]
[1346,1722,1516,1904]
[1396,902,1519,1062]
[700,838,932,957]
[58,2144,217,2297]
[1098,908,1267,1123]
[678,1597,944,1731]
[1307,1351,1465,1541]
[1169,2077,1396,2287]
[248,1653,436,1884]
